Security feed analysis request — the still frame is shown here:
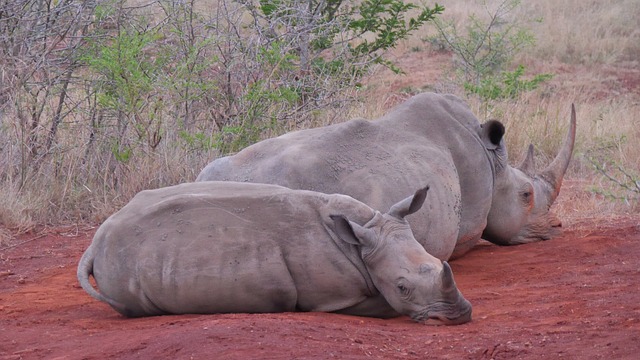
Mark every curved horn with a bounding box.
[518,144,536,176]
[539,104,577,202]
[441,261,455,292]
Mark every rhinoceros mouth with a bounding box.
[514,212,563,244]
[410,304,472,325]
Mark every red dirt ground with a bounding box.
[1,182,639,359]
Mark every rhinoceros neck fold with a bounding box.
[322,217,379,298]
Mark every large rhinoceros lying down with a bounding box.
[77,182,472,324]
[197,92,576,260]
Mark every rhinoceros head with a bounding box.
[331,186,472,325]
[483,105,577,245]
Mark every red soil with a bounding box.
[1,185,639,359]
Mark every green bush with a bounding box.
[464,64,552,101]
[0,0,446,225]
[430,0,551,103]
[432,0,533,81]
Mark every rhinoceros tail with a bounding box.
[77,246,128,314]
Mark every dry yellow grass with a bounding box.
[0,0,637,232]
[518,0,640,64]
[360,0,640,215]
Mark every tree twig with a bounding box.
[0,233,48,252]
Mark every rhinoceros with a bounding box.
[197,93,576,260]
[77,181,472,324]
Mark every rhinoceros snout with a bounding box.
[441,304,472,325]
[412,297,472,325]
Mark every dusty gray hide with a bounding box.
[78,182,472,324]
[197,93,576,260]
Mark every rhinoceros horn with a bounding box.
[441,261,455,292]
[539,104,577,203]
[518,144,536,176]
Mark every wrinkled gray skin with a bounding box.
[197,93,576,260]
[78,182,472,324]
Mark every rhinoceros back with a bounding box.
[196,93,495,260]
[84,182,377,316]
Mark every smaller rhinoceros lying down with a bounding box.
[77,182,472,324]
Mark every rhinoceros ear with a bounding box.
[387,185,429,220]
[330,215,376,247]
[480,120,505,150]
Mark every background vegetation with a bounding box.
[1,0,638,234]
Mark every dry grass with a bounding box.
[517,0,640,64]
[407,0,640,65]
[0,184,37,235]
[361,0,640,214]
[0,0,638,232]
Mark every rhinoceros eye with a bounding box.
[521,191,533,208]
[521,183,534,206]
[397,281,411,297]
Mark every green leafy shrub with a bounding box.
[0,0,445,225]
[348,0,445,73]
[430,0,551,102]
[432,0,533,81]
[464,64,552,101]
